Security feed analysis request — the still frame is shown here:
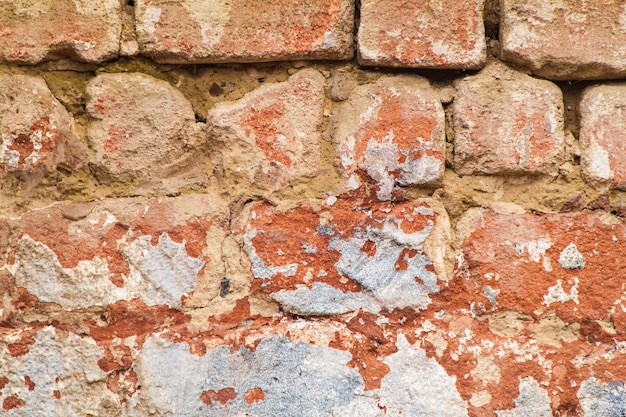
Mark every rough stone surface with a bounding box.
[331,76,445,200]
[207,69,325,194]
[452,62,565,176]
[135,0,355,63]
[85,72,207,191]
[7,195,228,310]
[357,0,486,69]
[0,0,121,64]
[501,0,626,80]
[0,74,73,178]
[579,84,626,190]
[244,198,450,316]
[0,327,112,415]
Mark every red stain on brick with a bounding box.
[360,239,377,256]
[349,86,442,183]
[0,377,8,389]
[23,375,35,391]
[394,248,417,271]
[200,387,237,406]
[7,329,36,357]
[141,0,349,60]
[17,200,214,289]
[2,394,25,410]
[242,102,292,166]
[247,199,437,297]
[1,117,63,172]
[104,125,131,153]
[244,387,265,404]
[367,0,480,67]
[405,208,626,416]
[53,390,61,399]
[86,299,190,345]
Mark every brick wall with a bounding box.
[1,1,625,416]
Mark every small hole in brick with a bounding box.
[257,77,266,83]
[127,0,134,6]
[209,82,224,97]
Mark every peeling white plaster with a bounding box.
[12,233,203,310]
[0,327,113,416]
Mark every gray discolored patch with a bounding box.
[136,334,364,417]
[578,377,626,417]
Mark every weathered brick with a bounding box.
[85,72,207,191]
[501,0,626,80]
[579,84,626,190]
[0,326,114,415]
[135,323,468,417]
[135,0,354,63]
[452,62,565,176]
[9,195,228,311]
[244,198,450,316]
[331,76,445,200]
[0,74,73,178]
[456,208,626,327]
[0,0,121,64]
[357,0,486,69]
[388,206,626,416]
[207,69,325,193]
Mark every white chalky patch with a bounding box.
[558,243,585,269]
[0,327,113,416]
[578,377,626,417]
[514,238,552,263]
[544,278,579,305]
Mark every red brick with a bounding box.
[456,207,626,333]
[331,76,445,200]
[0,74,73,178]
[85,72,206,191]
[135,0,354,63]
[433,207,626,415]
[501,0,626,80]
[207,69,325,193]
[452,62,564,176]
[244,198,450,315]
[357,0,486,69]
[9,195,228,310]
[0,0,121,64]
[579,84,626,190]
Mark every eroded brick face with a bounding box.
[207,69,325,194]
[357,0,486,69]
[331,76,446,200]
[0,0,121,64]
[450,208,626,416]
[135,0,355,63]
[579,84,626,190]
[501,0,626,80]
[0,74,73,178]
[452,62,565,176]
[85,72,207,192]
[244,198,450,315]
